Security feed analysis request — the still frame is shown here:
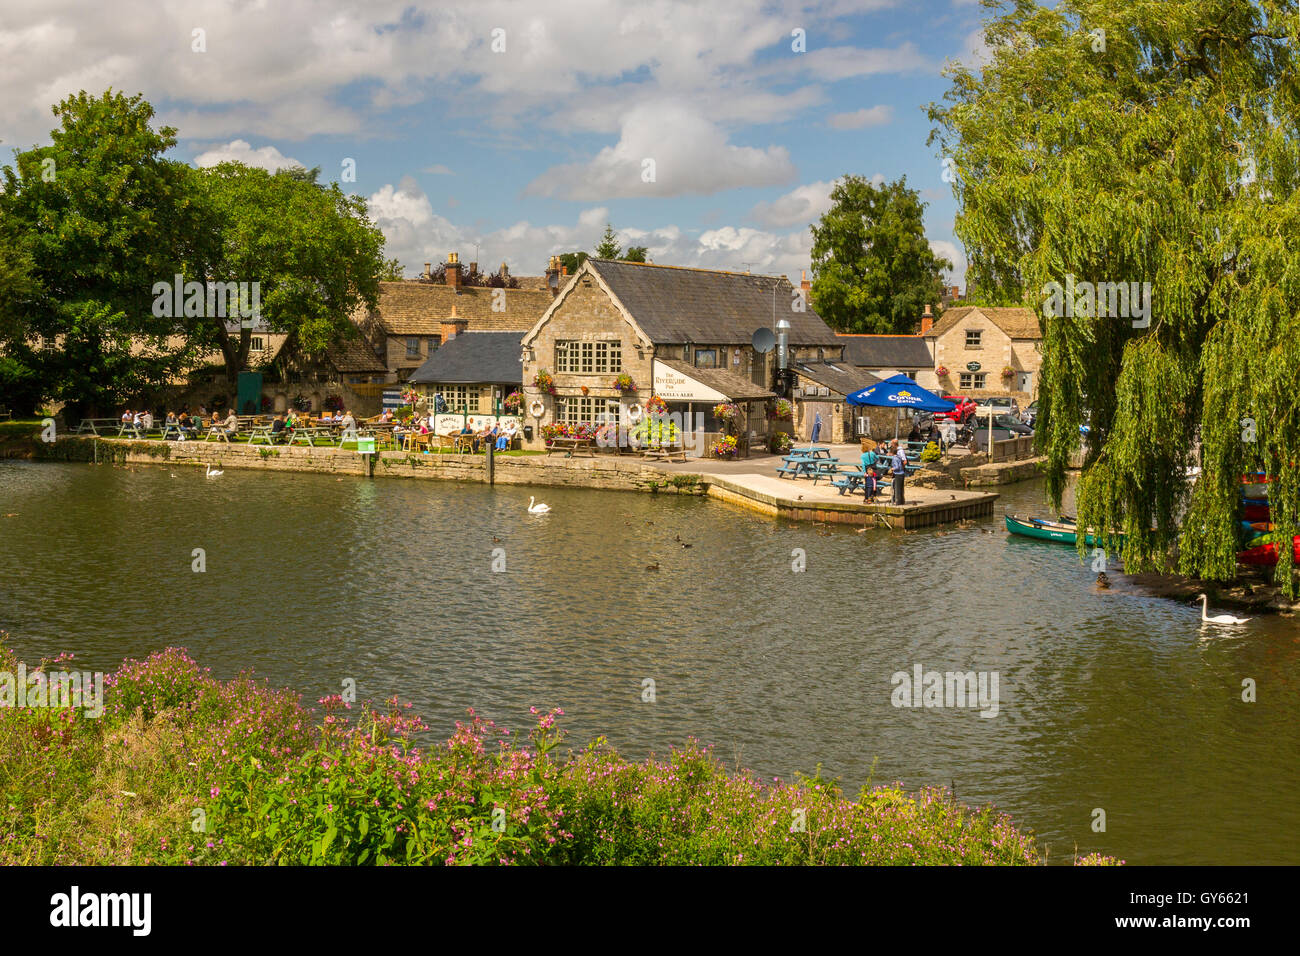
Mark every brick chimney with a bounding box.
[800,269,811,295]
[468,261,477,279]
[446,252,460,290]
[920,303,934,336]
[440,303,468,341]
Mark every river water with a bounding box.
[1,458,1297,864]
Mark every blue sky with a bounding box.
[0,0,993,285]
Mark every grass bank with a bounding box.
[0,641,1118,866]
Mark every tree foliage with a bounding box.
[929,0,1300,591]
[0,90,202,415]
[809,175,951,334]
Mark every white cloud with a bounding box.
[192,140,304,171]
[526,102,796,200]
[929,239,967,287]
[827,105,893,129]
[750,181,835,228]
[368,179,815,282]
[422,164,453,175]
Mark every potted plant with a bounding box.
[532,369,557,395]
[613,373,637,393]
[710,434,740,458]
[503,390,523,414]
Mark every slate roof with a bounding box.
[654,358,776,401]
[793,362,881,398]
[358,281,555,335]
[928,306,1042,340]
[588,260,841,347]
[407,331,524,386]
[837,334,933,369]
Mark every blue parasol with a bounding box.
[846,375,955,412]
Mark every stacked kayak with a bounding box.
[1236,473,1297,565]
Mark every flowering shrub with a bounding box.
[540,422,597,444]
[323,395,344,412]
[920,441,942,462]
[0,642,1120,867]
[503,391,523,414]
[613,373,636,393]
[767,399,793,421]
[532,370,557,395]
[768,431,793,454]
[710,434,739,458]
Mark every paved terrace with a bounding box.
[647,443,999,529]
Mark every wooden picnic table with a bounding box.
[547,437,595,457]
[247,425,281,445]
[290,426,334,447]
[76,418,121,435]
[790,445,833,459]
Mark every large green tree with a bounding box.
[0,90,204,417]
[929,0,1300,591]
[191,163,386,380]
[809,176,950,333]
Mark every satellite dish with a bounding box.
[752,327,775,353]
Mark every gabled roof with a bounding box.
[408,331,524,385]
[928,306,1041,340]
[582,259,841,347]
[837,334,932,369]
[654,358,776,401]
[358,281,555,335]
[793,362,881,398]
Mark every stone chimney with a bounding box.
[446,252,460,290]
[440,304,468,342]
[545,255,561,298]
[468,261,477,279]
[423,262,432,279]
[499,261,509,281]
[920,303,934,336]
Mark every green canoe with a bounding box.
[1005,514,1122,547]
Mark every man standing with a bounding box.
[889,439,906,505]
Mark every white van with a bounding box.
[974,396,1020,420]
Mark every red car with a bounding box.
[939,395,977,423]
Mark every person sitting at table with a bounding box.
[339,409,356,433]
[379,408,393,423]
[496,419,518,451]
[477,422,497,452]
[141,410,154,431]
[907,420,922,443]
[177,410,195,439]
[219,408,239,439]
[120,409,133,427]
[270,412,288,444]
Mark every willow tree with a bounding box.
[929,0,1300,592]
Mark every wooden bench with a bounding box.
[548,437,595,457]
[0,406,11,421]
[641,444,686,462]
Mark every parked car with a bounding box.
[938,395,977,423]
[1022,400,1039,427]
[991,414,1033,436]
[974,396,1020,420]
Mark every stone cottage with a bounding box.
[925,306,1042,405]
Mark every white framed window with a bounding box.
[249,336,265,352]
[965,329,982,349]
[559,396,620,426]
[556,340,622,373]
[694,348,718,368]
[441,385,480,413]
[959,372,987,390]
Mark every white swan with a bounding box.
[527,495,550,514]
[205,463,223,478]
[1198,594,1250,625]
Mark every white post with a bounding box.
[987,405,994,462]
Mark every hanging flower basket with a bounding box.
[532,369,557,395]
[766,398,793,421]
[1001,366,1015,378]
[713,402,742,426]
[645,395,668,416]
[613,373,637,393]
[935,365,949,377]
[581,385,589,395]
[503,390,523,414]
